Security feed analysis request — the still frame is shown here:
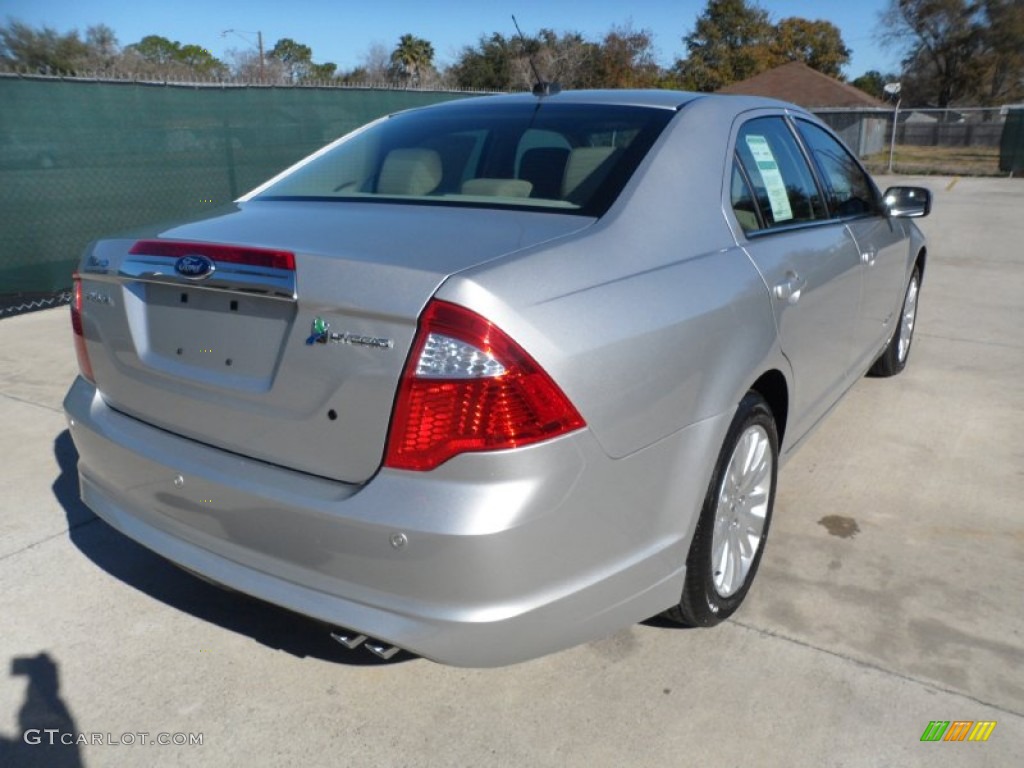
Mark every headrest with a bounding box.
[562,146,616,198]
[378,148,442,195]
[460,178,534,197]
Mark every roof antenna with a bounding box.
[512,14,561,97]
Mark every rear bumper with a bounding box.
[64,376,726,666]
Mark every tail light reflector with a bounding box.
[385,300,585,471]
[70,275,96,384]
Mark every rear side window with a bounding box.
[734,117,827,229]
[730,161,762,233]
[795,119,878,218]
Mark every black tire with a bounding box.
[664,391,778,627]
[869,267,921,377]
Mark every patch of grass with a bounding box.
[863,144,1002,176]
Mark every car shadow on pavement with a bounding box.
[51,430,415,667]
[640,615,693,630]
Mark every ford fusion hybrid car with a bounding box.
[64,90,931,666]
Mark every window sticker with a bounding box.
[745,135,793,222]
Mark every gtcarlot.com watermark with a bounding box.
[24,729,203,747]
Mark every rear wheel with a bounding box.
[665,391,778,627]
[869,267,921,377]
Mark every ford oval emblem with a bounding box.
[175,254,216,280]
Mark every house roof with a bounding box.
[717,61,886,109]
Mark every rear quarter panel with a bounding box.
[439,100,785,461]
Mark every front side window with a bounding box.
[734,117,827,229]
[796,119,878,218]
[255,101,674,217]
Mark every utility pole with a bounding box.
[222,29,265,82]
[257,31,265,83]
[884,82,902,174]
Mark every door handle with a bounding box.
[774,271,806,304]
[860,249,877,266]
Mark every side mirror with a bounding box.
[883,186,932,218]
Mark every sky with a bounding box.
[2,0,904,79]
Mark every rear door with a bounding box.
[730,115,864,444]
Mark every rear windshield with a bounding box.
[254,101,674,217]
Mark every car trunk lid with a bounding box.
[78,201,592,484]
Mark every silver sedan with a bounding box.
[64,90,930,666]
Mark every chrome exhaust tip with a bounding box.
[364,641,401,660]
[330,631,367,650]
[330,631,402,660]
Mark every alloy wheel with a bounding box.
[711,424,773,598]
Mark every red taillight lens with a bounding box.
[128,240,296,271]
[385,300,585,471]
[70,275,95,384]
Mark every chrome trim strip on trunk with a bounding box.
[119,255,297,300]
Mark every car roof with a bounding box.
[494,89,701,110]
[398,89,809,117]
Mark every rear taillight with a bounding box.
[385,300,585,471]
[70,274,95,384]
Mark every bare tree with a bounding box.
[227,47,284,82]
[878,0,1023,106]
[515,29,602,90]
[361,42,392,82]
[542,32,599,89]
[82,24,119,71]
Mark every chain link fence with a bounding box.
[814,105,1023,177]
[0,74,479,316]
[3,76,1022,318]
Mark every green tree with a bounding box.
[450,25,666,91]
[851,69,900,99]
[269,37,313,82]
[131,34,180,65]
[677,0,777,91]
[676,1,856,90]
[177,44,225,76]
[305,61,338,82]
[0,19,89,73]
[126,34,227,79]
[390,33,434,84]
[450,33,515,90]
[772,18,851,78]
[0,20,232,79]
[594,25,661,88]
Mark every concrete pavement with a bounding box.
[1,175,1021,766]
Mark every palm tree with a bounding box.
[391,34,434,85]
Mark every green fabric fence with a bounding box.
[0,76,475,307]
